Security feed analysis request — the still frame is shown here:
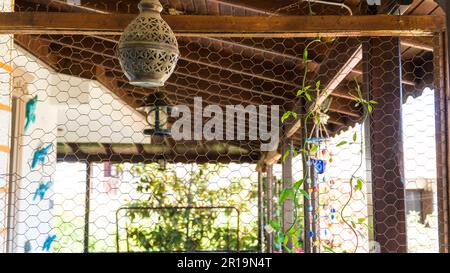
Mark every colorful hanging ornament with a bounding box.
[308,231,314,238]
[306,137,330,144]
[24,95,38,133]
[311,159,326,174]
[330,208,336,220]
[33,181,53,201]
[31,144,53,169]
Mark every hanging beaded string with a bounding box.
[305,103,332,252]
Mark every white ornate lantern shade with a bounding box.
[118,0,179,88]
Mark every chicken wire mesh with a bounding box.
[0,1,447,254]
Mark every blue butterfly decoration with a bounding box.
[31,144,53,169]
[24,95,38,133]
[311,159,326,174]
[42,235,56,252]
[24,240,32,253]
[33,181,53,201]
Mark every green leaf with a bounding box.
[355,178,364,192]
[288,228,298,236]
[305,92,312,102]
[336,140,347,147]
[310,144,318,153]
[358,218,366,224]
[367,104,373,113]
[282,149,290,162]
[270,220,281,231]
[293,237,300,249]
[299,189,311,200]
[281,111,297,123]
[315,80,321,90]
[294,179,304,190]
[283,234,289,247]
[279,188,292,203]
[353,132,357,142]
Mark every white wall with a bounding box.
[5,43,149,252]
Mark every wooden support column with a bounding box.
[257,170,264,252]
[434,0,450,253]
[362,37,407,253]
[84,162,92,253]
[265,164,274,253]
[281,138,294,251]
[430,32,449,254]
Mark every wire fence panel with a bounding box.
[0,0,447,253]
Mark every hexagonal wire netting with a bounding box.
[0,1,447,254]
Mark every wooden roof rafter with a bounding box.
[58,141,261,164]
[4,0,443,163]
[25,33,360,126]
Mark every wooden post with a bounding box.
[362,37,407,253]
[265,164,274,253]
[257,170,264,252]
[84,162,92,253]
[433,0,450,253]
[281,138,294,251]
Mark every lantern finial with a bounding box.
[138,0,163,13]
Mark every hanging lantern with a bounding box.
[138,92,172,136]
[118,0,179,88]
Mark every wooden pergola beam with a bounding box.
[21,0,104,13]
[57,150,261,164]
[0,13,444,36]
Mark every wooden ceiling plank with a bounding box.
[35,34,290,101]
[32,34,287,106]
[92,34,309,95]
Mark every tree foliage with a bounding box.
[123,163,258,252]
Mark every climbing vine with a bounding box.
[272,37,376,253]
